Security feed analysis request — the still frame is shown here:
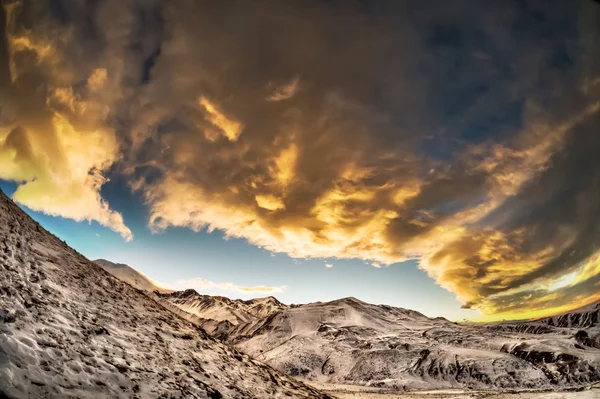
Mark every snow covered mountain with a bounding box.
[94,259,172,293]
[0,189,331,399]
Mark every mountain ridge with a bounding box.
[153,288,287,334]
[115,275,600,391]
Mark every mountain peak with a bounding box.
[244,295,284,306]
[180,288,201,297]
[339,296,363,303]
[324,296,367,307]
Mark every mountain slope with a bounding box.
[154,289,286,334]
[94,259,172,293]
[538,301,600,329]
[0,190,330,399]
[225,297,600,391]
[97,257,600,392]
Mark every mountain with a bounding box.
[142,286,600,392]
[225,297,600,390]
[0,189,331,399]
[538,301,600,329]
[94,259,172,293]
[486,300,600,334]
[244,296,287,319]
[153,289,286,335]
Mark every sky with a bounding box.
[1,0,600,322]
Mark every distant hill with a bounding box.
[93,258,172,293]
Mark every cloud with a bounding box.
[471,252,600,321]
[325,263,333,268]
[134,0,600,319]
[4,0,600,320]
[0,1,134,241]
[255,194,285,211]
[267,77,300,101]
[163,277,287,296]
[198,96,244,142]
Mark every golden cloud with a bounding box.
[146,174,403,264]
[0,84,133,241]
[267,77,300,101]
[0,4,132,241]
[471,252,600,322]
[199,97,244,142]
[255,194,285,211]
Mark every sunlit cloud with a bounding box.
[149,1,600,319]
[0,8,132,241]
[267,77,300,101]
[472,252,600,321]
[255,194,285,211]
[198,97,244,142]
[134,0,600,320]
[547,271,578,292]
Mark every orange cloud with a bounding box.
[199,97,244,142]
[267,77,300,101]
[143,93,600,320]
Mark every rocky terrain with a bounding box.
[312,383,600,399]
[0,189,331,398]
[229,297,600,390]
[153,288,600,392]
[152,289,286,335]
[92,260,286,335]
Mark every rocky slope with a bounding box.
[224,297,600,391]
[146,286,600,392]
[538,301,600,329]
[153,289,286,335]
[94,259,172,294]
[0,189,330,399]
